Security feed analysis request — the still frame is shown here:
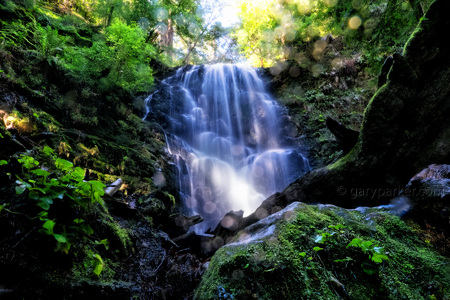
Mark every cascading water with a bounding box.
[146,64,310,233]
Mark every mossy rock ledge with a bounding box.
[195,202,450,300]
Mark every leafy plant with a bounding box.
[346,238,389,263]
[92,253,104,276]
[15,149,106,255]
[346,237,389,274]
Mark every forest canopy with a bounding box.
[233,0,431,70]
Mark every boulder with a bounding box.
[402,164,450,233]
[195,203,450,299]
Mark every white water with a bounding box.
[148,64,310,233]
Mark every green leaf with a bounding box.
[371,253,389,263]
[92,254,104,276]
[42,219,55,235]
[335,257,353,263]
[328,224,346,230]
[37,211,48,221]
[313,246,323,252]
[18,155,39,169]
[16,179,32,194]
[361,241,373,253]
[95,239,110,250]
[314,235,325,244]
[42,146,55,157]
[36,196,53,210]
[53,234,67,244]
[80,223,94,235]
[71,167,85,182]
[299,252,307,257]
[30,169,51,177]
[346,238,361,248]
[15,185,27,195]
[73,218,84,224]
[55,158,73,172]
[0,160,7,166]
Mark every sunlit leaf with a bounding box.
[55,158,73,172]
[92,253,104,276]
[42,146,55,157]
[71,167,85,182]
[30,169,50,177]
[42,220,55,234]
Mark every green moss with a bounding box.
[98,212,133,252]
[195,205,450,300]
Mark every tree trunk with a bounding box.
[106,6,114,27]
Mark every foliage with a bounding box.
[13,147,108,265]
[61,19,155,94]
[233,0,424,72]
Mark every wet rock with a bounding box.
[173,214,204,236]
[172,232,215,258]
[208,210,244,236]
[410,164,450,181]
[225,202,300,246]
[403,164,450,232]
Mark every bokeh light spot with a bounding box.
[348,16,362,29]
[324,0,338,7]
[311,64,324,77]
[289,66,301,77]
[255,207,269,219]
[297,0,312,14]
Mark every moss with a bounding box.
[98,212,133,253]
[196,204,450,300]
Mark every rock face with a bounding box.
[261,0,450,210]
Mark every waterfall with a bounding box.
[147,64,310,233]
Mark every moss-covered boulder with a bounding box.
[195,203,450,299]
